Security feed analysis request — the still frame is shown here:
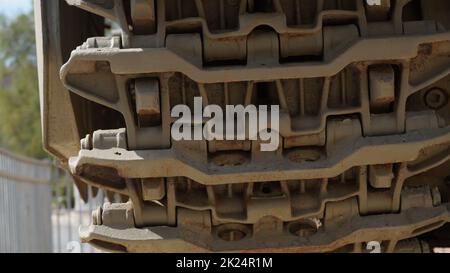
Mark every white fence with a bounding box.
[53,173,103,253]
[0,149,102,253]
[0,149,52,252]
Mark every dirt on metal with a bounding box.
[35,0,450,253]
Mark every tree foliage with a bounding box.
[0,12,46,158]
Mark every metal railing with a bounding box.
[0,148,106,253]
[52,172,103,253]
[0,149,52,253]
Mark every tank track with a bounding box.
[37,0,450,252]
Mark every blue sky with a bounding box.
[0,0,33,17]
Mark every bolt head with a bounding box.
[92,206,102,225]
[425,88,448,110]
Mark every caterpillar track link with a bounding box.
[35,0,450,252]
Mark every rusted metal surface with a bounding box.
[36,0,450,252]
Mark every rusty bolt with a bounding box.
[369,65,395,111]
[135,78,161,127]
[424,88,448,110]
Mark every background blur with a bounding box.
[0,1,102,253]
[0,0,42,158]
